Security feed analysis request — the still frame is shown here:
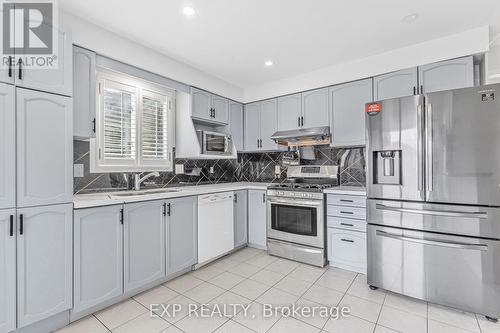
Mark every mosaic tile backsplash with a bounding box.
[74,141,366,194]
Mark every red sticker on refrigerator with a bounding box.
[366,103,382,115]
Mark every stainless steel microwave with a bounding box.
[197,130,233,156]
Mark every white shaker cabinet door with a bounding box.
[0,83,15,210]
[211,95,229,124]
[0,209,16,333]
[16,88,73,208]
[277,93,302,131]
[124,200,166,293]
[244,102,261,151]
[191,88,212,121]
[73,205,123,314]
[16,28,72,97]
[260,99,278,151]
[418,56,474,94]
[302,87,329,129]
[374,67,418,100]
[330,79,373,147]
[17,204,72,328]
[229,101,244,151]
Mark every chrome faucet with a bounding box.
[134,172,160,191]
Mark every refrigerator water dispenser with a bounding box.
[373,150,402,185]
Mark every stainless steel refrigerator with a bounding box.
[366,83,500,320]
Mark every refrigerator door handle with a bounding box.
[417,104,424,192]
[375,204,488,219]
[375,230,488,251]
[426,102,433,192]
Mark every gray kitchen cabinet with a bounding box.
[73,46,96,140]
[211,95,229,124]
[260,99,278,151]
[418,56,474,93]
[248,190,267,249]
[234,190,248,248]
[17,204,72,328]
[191,88,229,125]
[166,196,197,276]
[73,205,123,314]
[16,88,73,208]
[0,83,15,210]
[16,28,73,97]
[330,78,373,147]
[124,200,166,293]
[0,209,16,333]
[277,93,302,131]
[302,87,329,128]
[229,101,244,151]
[244,102,261,151]
[374,67,418,100]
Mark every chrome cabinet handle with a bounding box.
[340,222,354,227]
[341,238,354,243]
[375,204,487,219]
[340,211,354,215]
[375,230,488,251]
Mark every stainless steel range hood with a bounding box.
[271,126,331,147]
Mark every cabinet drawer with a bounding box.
[327,205,366,220]
[327,228,366,273]
[327,194,366,208]
[327,217,366,232]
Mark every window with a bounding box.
[91,70,174,172]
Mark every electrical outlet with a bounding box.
[210,166,215,174]
[74,164,84,178]
[175,164,185,174]
[275,165,281,175]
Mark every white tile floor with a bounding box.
[55,247,500,333]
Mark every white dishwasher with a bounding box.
[198,191,234,264]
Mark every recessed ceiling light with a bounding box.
[182,6,196,17]
[264,60,273,67]
[402,13,419,23]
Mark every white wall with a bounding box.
[61,11,244,102]
[243,26,490,103]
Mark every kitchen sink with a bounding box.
[109,188,181,198]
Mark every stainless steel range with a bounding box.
[267,165,338,267]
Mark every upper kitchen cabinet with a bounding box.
[0,209,16,333]
[260,99,279,150]
[73,46,96,140]
[277,93,302,131]
[330,78,373,147]
[166,196,197,276]
[0,83,15,210]
[229,101,244,151]
[16,28,73,97]
[244,102,261,151]
[374,67,418,100]
[16,89,73,208]
[418,56,474,93]
[191,87,229,125]
[302,87,329,128]
[16,204,72,328]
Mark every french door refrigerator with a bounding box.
[366,83,500,319]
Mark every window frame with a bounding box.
[90,69,175,173]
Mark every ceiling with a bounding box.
[61,0,500,89]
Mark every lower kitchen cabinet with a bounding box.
[73,205,123,314]
[17,204,73,328]
[234,190,248,248]
[248,190,267,249]
[124,200,166,293]
[0,209,16,333]
[166,196,197,276]
[327,228,366,274]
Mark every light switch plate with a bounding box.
[74,164,84,178]
[175,164,185,174]
[275,165,281,175]
[209,166,215,174]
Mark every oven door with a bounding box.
[267,196,324,248]
[203,132,231,155]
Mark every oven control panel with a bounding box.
[267,190,324,200]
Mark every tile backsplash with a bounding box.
[74,141,366,194]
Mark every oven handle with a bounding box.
[375,230,488,251]
[375,204,487,219]
[267,197,323,207]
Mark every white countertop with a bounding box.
[73,182,270,209]
[323,186,366,196]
